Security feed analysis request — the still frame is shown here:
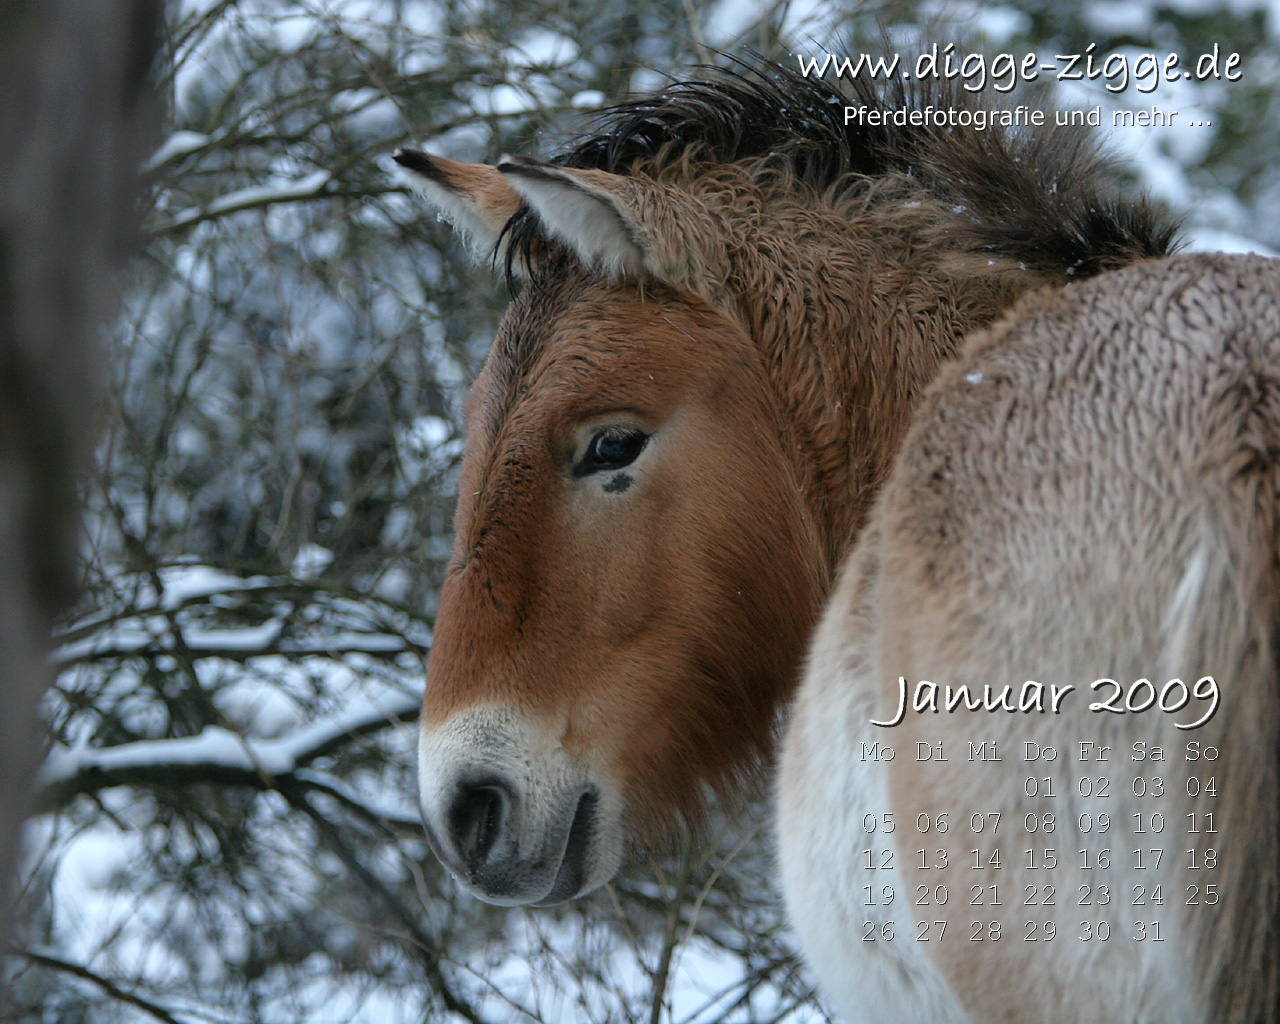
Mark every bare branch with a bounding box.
[286,787,494,1024]
[16,950,188,1024]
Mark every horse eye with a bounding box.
[578,428,648,475]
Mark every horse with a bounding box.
[390,59,1226,1016]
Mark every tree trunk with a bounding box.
[0,0,161,942]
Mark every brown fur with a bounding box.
[400,150,520,226]
[417,63,1177,847]
[425,278,828,838]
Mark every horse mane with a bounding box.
[503,57,1180,284]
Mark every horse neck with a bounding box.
[714,199,1037,572]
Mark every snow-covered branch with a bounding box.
[34,694,420,812]
[155,170,332,234]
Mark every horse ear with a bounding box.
[497,156,647,277]
[394,148,521,260]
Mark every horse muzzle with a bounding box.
[418,707,623,905]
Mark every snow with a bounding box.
[440,895,827,1024]
[467,83,540,117]
[502,29,580,68]
[172,423,211,457]
[1084,1,1154,34]
[571,89,607,109]
[216,678,304,736]
[42,727,268,781]
[160,563,269,609]
[144,130,211,172]
[630,67,670,93]
[972,6,1032,43]
[1183,227,1280,256]
[38,692,422,791]
[705,0,768,48]
[207,169,332,213]
[291,543,335,580]
[373,564,413,602]
[395,415,463,488]
[48,828,135,965]
[344,95,404,138]
[1163,0,1222,12]
[167,171,332,230]
[403,414,451,451]
[269,12,318,54]
[58,831,128,892]
[184,619,286,650]
[332,86,384,115]
[778,0,838,37]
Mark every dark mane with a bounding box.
[503,57,1180,284]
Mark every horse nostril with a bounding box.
[446,780,511,865]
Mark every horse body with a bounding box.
[779,252,1280,1022]
[388,62,1280,1021]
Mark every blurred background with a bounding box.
[3,1,1277,1022]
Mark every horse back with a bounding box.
[780,252,1280,1023]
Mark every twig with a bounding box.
[16,950,188,1024]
